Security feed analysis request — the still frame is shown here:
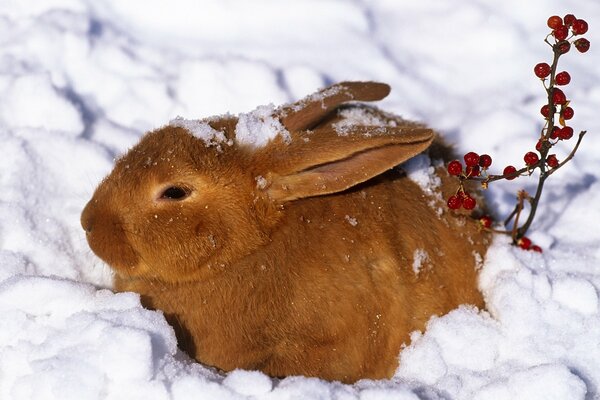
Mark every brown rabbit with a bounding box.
[81,81,489,383]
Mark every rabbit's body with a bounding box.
[82,82,489,383]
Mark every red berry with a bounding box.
[562,106,574,120]
[518,236,532,250]
[535,139,543,151]
[462,196,476,210]
[564,14,576,26]
[447,195,462,210]
[552,88,567,105]
[550,126,560,139]
[466,165,480,177]
[557,40,571,54]
[531,245,543,253]
[447,160,463,176]
[547,154,559,168]
[547,15,563,29]
[479,154,492,168]
[574,38,590,53]
[558,126,574,140]
[503,165,518,180]
[555,71,571,85]
[534,63,551,79]
[572,19,588,35]
[524,151,539,166]
[540,104,552,118]
[464,152,480,167]
[479,215,493,229]
[554,25,569,41]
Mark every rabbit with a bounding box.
[81,81,490,383]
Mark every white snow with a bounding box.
[333,107,398,136]
[2,1,600,399]
[345,215,359,226]
[235,104,291,147]
[169,116,232,149]
[412,249,430,275]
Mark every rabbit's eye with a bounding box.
[159,186,190,201]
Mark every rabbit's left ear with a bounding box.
[261,126,434,202]
[278,81,390,132]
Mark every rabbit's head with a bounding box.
[81,83,434,284]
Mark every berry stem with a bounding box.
[546,130,587,177]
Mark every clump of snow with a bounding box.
[222,369,273,396]
[288,84,344,112]
[400,154,443,201]
[235,104,291,147]
[345,215,358,226]
[255,175,268,189]
[169,116,232,149]
[333,107,398,136]
[412,249,430,275]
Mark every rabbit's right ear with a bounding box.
[261,126,434,202]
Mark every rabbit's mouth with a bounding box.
[86,225,141,274]
[81,204,141,273]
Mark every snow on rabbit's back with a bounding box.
[80,81,490,383]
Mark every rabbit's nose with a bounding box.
[81,202,95,233]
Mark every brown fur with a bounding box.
[81,82,489,383]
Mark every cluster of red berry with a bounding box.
[445,13,590,252]
[446,152,492,210]
[546,14,589,53]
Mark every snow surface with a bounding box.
[1,1,600,399]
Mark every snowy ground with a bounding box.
[1,1,600,399]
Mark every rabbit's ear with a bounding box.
[264,126,434,202]
[279,82,390,132]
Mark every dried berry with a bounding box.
[552,88,567,105]
[555,71,571,85]
[517,236,532,250]
[447,195,462,210]
[534,63,551,79]
[540,104,552,118]
[524,152,539,166]
[466,165,480,177]
[479,215,493,229]
[479,154,492,168]
[553,25,569,41]
[558,126,574,140]
[572,19,589,35]
[557,40,571,54]
[547,15,563,29]
[562,107,574,120]
[447,160,463,176]
[503,165,518,180]
[574,38,590,53]
[462,195,477,210]
[564,14,576,26]
[464,152,480,167]
[535,139,543,152]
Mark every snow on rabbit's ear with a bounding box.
[262,125,434,202]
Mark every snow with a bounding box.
[1,1,600,399]
[333,107,397,136]
[169,116,232,149]
[412,249,430,276]
[235,104,291,147]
